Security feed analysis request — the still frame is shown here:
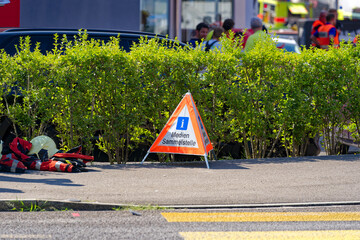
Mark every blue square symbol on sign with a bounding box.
[176,117,189,130]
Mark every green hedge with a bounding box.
[1,32,359,163]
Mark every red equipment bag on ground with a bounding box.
[52,153,94,164]
[0,153,27,173]
[1,137,80,173]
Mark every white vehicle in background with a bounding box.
[273,36,301,54]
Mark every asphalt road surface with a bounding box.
[1,154,360,206]
[1,205,360,239]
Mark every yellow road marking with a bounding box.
[162,212,360,222]
[179,230,360,240]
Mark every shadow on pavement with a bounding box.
[91,154,360,170]
[0,175,84,187]
[93,161,248,170]
[239,154,360,165]
[0,188,23,193]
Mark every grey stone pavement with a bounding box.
[0,154,359,209]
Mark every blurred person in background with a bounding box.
[206,18,243,42]
[210,13,223,28]
[222,18,235,38]
[202,27,224,52]
[328,8,343,35]
[188,22,209,48]
[311,13,339,49]
[244,17,268,52]
[311,10,327,47]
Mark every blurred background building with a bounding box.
[0,0,256,43]
[0,0,359,44]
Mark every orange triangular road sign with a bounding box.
[141,92,214,168]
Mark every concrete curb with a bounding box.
[162,201,360,209]
[1,199,360,211]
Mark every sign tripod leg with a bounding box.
[141,152,149,164]
[204,154,210,169]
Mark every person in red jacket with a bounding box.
[311,13,339,49]
[311,10,327,47]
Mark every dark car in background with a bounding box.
[0,28,188,55]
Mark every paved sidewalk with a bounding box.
[0,154,359,208]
